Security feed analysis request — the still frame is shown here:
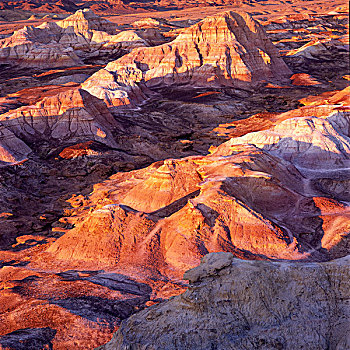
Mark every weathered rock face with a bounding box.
[0,24,83,68]
[0,126,32,163]
[0,9,149,68]
[82,11,292,106]
[100,252,350,350]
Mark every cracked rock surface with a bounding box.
[99,252,350,350]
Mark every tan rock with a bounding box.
[99,253,350,350]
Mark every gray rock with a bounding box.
[99,252,350,350]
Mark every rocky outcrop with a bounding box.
[82,11,292,107]
[0,9,150,68]
[100,252,350,350]
[285,38,349,62]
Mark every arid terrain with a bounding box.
[0,0,349,349]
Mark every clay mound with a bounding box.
[83,11,292,107]
[55,8,116,33]
[0,88,121,161]
[41,105,350,275]
[100,252,350,350]
[44,146,303,273]
[222,111,350,170]
[285,38,349,61]
[0,9,149,69]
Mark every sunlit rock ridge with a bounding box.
[43,101,350,277]
[82,11,292,107]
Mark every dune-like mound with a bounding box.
[82,11,292,107]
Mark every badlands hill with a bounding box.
[0,3,349,350]
[0,10,291,164]
[83,11,292,106]
[0,9,150,68]
[41,99,350,276]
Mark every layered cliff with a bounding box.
[0,87,120,161]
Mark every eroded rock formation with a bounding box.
[82,11,292,107]
[0,9,149,68]
[39,102,350,277]
[100,252,350,350]
[0,87,121,163]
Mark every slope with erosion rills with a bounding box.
[36,102,350,280]
[82,11,292,108]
